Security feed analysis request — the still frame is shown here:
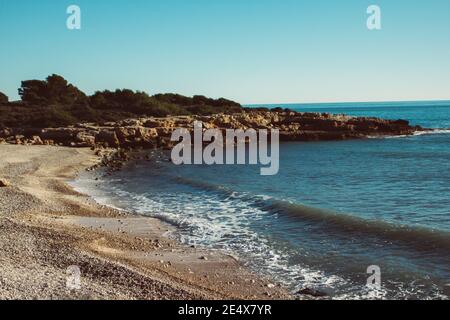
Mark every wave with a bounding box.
[74,167,449,299]
[366,128,450,140]
[413,129,450,136]
[265,200,450,251]
[170,174,450,252]
[389,128,450,138]
[88,176,362,298]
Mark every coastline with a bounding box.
[0,110,426,151]
[1,108,447,300]
[0,144,291,300]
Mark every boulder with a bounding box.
[155,127,174,138]
[40,128,77,144]
[14,135,25,145]
[75,131,96,147]
[43,139,55,146]
[0,179,10,187]
[115,127,138,145]
[0,128,13,138]
[95,130,120,147]
[297,288,328,297]
[113,126,159,147]
[137,127,158,144]
[31,136,44,145]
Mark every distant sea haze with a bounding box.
[74,100,450,299]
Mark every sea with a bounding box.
[73,100,450,300]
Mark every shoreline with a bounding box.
[0,144,291,300]
[0,110,427,150]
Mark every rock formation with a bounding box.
[0,110,425,150]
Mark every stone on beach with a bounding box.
[297,287,328,297]
[0,179,10,187]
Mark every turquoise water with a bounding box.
[259,100,450,129]
[77,101,450,299]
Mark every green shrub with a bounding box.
[1,75,243,128]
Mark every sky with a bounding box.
[0,0,450,104]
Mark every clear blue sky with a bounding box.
[1,0,449,104]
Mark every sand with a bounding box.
[0,144,291,300]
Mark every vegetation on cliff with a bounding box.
[0,92,8,104]
[0,75,243,128]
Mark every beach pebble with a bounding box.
[0,179,10,187]
[296,287,328,297]
[267,283,275,288]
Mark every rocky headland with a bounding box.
[0,110,425,150]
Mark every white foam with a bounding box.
[367,129,450,140]
[413,129,450,136]
[70,170,446,300]
[69,171,126,212]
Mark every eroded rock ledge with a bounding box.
[0,110,424,150]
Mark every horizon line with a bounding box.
[244,99,450,107]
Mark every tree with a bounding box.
[2,74,243,128]
[0,92,8,104]
[18,74,86,106]
[153,93,192,106]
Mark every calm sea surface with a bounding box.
[74,101,450,299]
